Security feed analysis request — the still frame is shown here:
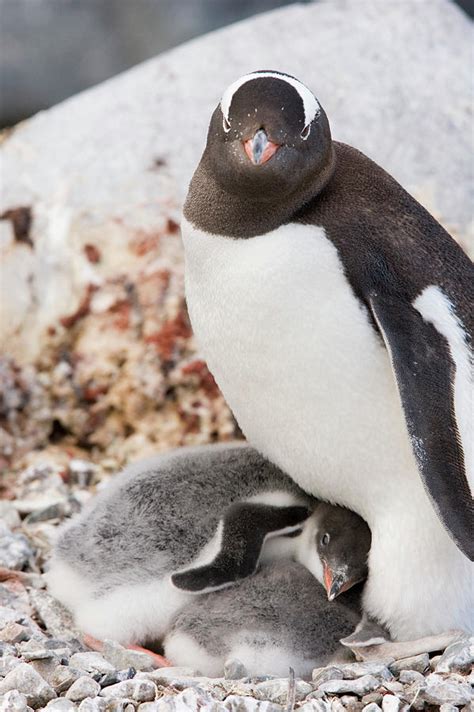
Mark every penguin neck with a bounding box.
[183,145,336,239]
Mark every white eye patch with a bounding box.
[220,71,320,134]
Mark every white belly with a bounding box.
[181,217,473,639]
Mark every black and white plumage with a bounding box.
[46,443,320,645]
[181,71,474,640]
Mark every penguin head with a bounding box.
[204,70,334,200]
[315,502,371,601]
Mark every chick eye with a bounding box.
[223,116,231,133]
[321,533,330,546]
[300,123,311,140]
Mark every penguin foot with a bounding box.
[83,634,172,668]
[341,627,466,662]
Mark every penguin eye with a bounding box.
[300,123,311,140]
[223,116,231,133]
[321,533,330,546]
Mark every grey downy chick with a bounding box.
[46,443,314,645]
[164,501,372,678]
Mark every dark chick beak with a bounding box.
[324,562,352,601]
[243,129,280,165]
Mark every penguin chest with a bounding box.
[182,219,412,510]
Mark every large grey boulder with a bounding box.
[0,0,471,466]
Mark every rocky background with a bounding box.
[0,0,473,709]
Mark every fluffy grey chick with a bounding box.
[46,443,313,645]
[164,502,371,678]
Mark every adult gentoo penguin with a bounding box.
[180,70,474,640]
[47,443,318,645]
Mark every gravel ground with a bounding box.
[0,457,473,711]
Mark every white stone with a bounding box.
[389,654,429,676]
[0,502,21,529]
[0,663,56,708]
[421,679,472,706]
[318,674,381,696]
[398,670,425,685]
[77,699,107,712]
[0,690,29,712]
[65,676,101,702]
[382,695,402,712]
[435,636,474,674]
[224,696,283,712]
[99,680,156,702]
[45,700,77,712]
[101,640,155,672]
[69,653,115,676]
[340,663,394,682]
[254,678,312,705]
[312,666,343,684]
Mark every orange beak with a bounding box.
[323,562,333,595]
[243,129,280,165]
[323,562,354,601]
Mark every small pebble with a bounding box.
[361,693,384,706]
[45,700,77,711]
[381,695,402,712]
[101,641,154,672]
[101,700,135,712]
[439,705,461,712]
[429,654,442,670]
[99,679,156,702]
[382,681,404,695]
[0,502,21,529]
[70,653,116,676]
[298,701,332,712]
[0,622,29,644]
[329,700,346,712]
[77,699,107,712]
[0,689,29,712]
[362,705,382,712]
[49,665,83,694]
[22,649,59,662]
[254,678,312,704]
[318,674,381,696]
[312,665,343,684]
[389,654,429,676]
[420,680,472,706]
[29,657,61,683]
[0,641,17,657]
[0,662,56,707]
[69,460,97,488]
[340,663,394,682]
[0,607,22,628]
[0,655,22,676]
[398,670,424,685]
[341,694,363,711]
[66,676,101,702]
[0,523,35,570]
[224,694,284,712]
[29,589,77,639]
[224,658,248,680]
[98,667,136,689]
[435,636,473,674]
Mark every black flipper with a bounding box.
[370,294,473,560]
[171,502,310,592]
